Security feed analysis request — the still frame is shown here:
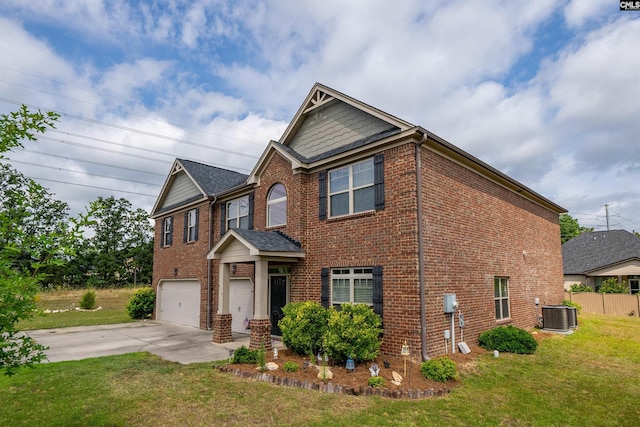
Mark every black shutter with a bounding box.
[372,265,383,317]
[220,202,226,236]
[194,208,199,241]
[319,171,327,220]
[248,193,254,230]
[374,153,385,211]
[183,211,188,242]
[167,217,173,246]
[321,268,330,308]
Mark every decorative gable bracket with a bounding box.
[303,89,334,114]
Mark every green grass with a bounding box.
[18,288,141,330]
[2,313,639,426]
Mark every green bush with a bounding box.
[323,304,382,364]
[598,278,629,294]
[279,301,330,357]
[478,325,538,354]
[368,376,385,388]
[256,341,266,371]
[282,361,299,373]
[126,287,155,319]
[570,283,592,293]
[79,290,96,310]
[231,346,257,364]
[562,299,582,314]
[420,357,458,382]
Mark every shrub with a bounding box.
[282,361,299,373]
[126,287,155,319]
[256,341,266,371]
[279,301,330,357]
[562,299,582,314]
[368,376,385,388]
[231,346,257,364]
[420,357,458,382]
[598,278,629,294]
[478,325,538,354]
[323,304,382,364]
[79,290,96,310]
[570,283,592,293]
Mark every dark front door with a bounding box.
[270,276,287,336]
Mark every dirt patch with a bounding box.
[219,345,486,398]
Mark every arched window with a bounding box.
[267,183,287,227]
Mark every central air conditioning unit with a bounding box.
[542,306,570,331]
[566,306,578,329]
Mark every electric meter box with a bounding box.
[443,294,458,313]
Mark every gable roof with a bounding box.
[207,228,305,260]
[151,159,248,218]
[562,230,640,274]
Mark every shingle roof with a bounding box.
[178,159,247,196]
[562,230,640,274]
[231,228,303,253]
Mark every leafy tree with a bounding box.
[598,278,629,294]
[560,213,593,243]
[0,105,74,375]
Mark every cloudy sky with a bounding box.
[1,0,638,233]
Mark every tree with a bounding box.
[0,105,69,375]
[560,213,593,243]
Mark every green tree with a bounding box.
[0,105,74,375]
[560,213,593,243]
[598,278,629,294]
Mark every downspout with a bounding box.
[416,130,429,361]
[206,196,217,330]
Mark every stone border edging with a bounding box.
[216,365,450,399]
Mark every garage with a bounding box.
[157,280,201,328]
[229,279,254,333]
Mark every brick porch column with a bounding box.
[212,313,232,343]
[249,318,272,351]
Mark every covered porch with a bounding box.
[207,228,305,350]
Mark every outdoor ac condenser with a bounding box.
[542,306,570,331]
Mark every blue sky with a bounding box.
[1,0,639,233]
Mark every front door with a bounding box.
[270,275,287,336]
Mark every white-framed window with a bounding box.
[331,268,373,307]
[629,276,639,294]
[162,216,173,247]
[329,158,375,217]
[227,195,250,229]
[267,183,287,227]
[494,277,510,320]
[186,209,198,242]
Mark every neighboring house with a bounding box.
[151,83,566,359]
[562,230,640,293]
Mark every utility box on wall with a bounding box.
[443,294,457,313]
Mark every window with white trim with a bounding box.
[162,216,173,247]
[227,196,250,229]
[186,209,198,242]
[331,268,373,308]
[329,158,374,217]
[494,277,510,320]
[267,183,287,227]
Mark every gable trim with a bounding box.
[151,159,208,218]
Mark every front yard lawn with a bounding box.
[2,313,639,426]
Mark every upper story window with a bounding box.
[331,268,374,308]
[227,195,250,229]
[185,208,198,242]
[319,153,383,220]
[329,158,375,217]
[267,183,287,227]
[494,277,510,320]
[162,216,173,247]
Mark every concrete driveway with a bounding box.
[27,321,254,364]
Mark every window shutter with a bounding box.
[194,208,199,241]
[248,193,255,230]
[183,211,188,243]
[220,202,226,236]
[374,153,385,210]
[319,171,327,220]
[167,217,173,246]
[321,268,330,308]
[372,265,383,317]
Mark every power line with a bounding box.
[27,176,158,197]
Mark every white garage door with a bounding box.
[229,279,254,334]
[157,280,200,328]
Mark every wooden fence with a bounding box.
[564,292,640,317]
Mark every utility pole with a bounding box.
[605,204,610,231]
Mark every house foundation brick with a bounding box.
[212,313,233,343]
[249,318,273,351]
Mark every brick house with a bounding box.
[150,83,566,359]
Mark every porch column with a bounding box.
[212,262,232,343]
[250,258,272,351]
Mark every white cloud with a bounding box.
[564,0,609,28]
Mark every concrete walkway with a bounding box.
[26,321,265,364]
